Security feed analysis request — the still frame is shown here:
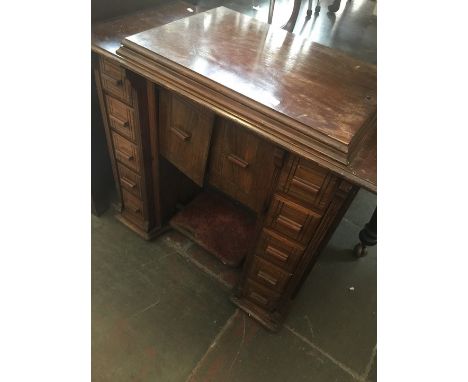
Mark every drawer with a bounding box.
[249,256,292,293]
[243,279,281,311]
[278,155,339,211]
[265,194,321,245]
[159,89,214,186]
[100,58,124,81]
[256,228,305,272]
[101,74,133,105]
[111,132,141,173]
[121,189,144,223]
[117,163,142,198]
[208,118,281,213]
[106,95,137,141]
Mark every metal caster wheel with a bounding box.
[354,243,368,258]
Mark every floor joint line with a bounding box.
[285,324,363,381]
[185,309,239,382]
[361,343,377,381]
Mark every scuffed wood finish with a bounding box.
[118,7,376,165]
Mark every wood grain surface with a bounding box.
[120,7,376,158]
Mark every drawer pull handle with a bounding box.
[250,292,268,305]
[131,207,141,213]
[257,270,278,286]
[265,245,289,262]
[115,79,123,86]
[121,177,136,189]
[116,150,134,161]
[291,177,320,194]
[171,126,191,142]
[227,154,249,168]
[122,121,129,128]
[276,215,303,232]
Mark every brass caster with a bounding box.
[354,243,368,258]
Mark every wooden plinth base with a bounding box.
[115,214,169,240]
[230,296,283,332]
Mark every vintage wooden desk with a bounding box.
[92,5,376,331]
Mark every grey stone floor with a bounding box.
[92,189,376,382]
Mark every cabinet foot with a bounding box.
[353,242,368,258]
[115,214,169,240]
[231,296,283,332]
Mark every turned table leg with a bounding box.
[283,0,302,32]
[354,208,377,258]
[328,0,342,13]
[307,0,313,17]
[268,0,276,24]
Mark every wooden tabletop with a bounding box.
[121,7,376,161]
[92,3,376,192]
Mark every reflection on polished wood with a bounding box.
[117,7,376,190]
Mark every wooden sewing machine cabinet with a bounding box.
[92,6,376,331]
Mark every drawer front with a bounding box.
[159,89,214,186]
[208,118,281,213]
[121,189,144,223]
[265,194,321,245]
[100,58,123,81]
[243,279,281,311]
[256,228,305,272]
[106,95,137,141]
[278,155,339,211]
[101,74,133,105]
[249,256,292,293]
[111,132,141,173]
[117,163,142,198]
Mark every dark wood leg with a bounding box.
[354,208,377,258]
[315,0,321,15]
[268,0,276,24]
[283,0,302,32]
[306,0,313,18]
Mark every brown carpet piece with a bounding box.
[170,191,257,267]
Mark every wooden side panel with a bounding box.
[208,118,281,213]
[159,89,214,186]
[93,57,123,211]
